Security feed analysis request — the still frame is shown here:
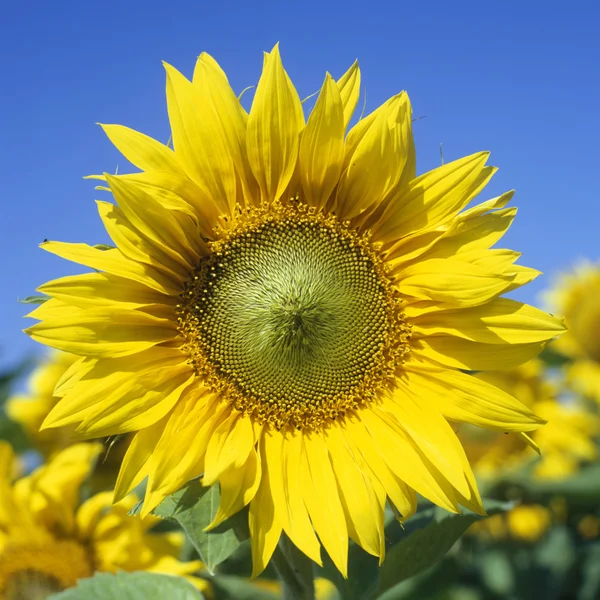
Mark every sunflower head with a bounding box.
[25,44,564,576]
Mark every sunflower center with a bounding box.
[178,203,411,429]
[0,540,94,599]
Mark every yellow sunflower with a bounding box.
[25,45,564,576]
[0,441,208,599]
[459,360,600,480]
[6,351,79,457]
[544,260,600,403]
[470,504,553,543]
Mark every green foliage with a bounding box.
[47,572,204,599]
[316,499,512,600]
[18,294,51,304]
[154,480,249,574]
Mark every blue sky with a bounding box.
[1,0,599,371]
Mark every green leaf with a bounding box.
[538,345,571,367]
[375,500,512,598]
[47,572,204,599]
[18,294,51,304]
[492,464,600,507]
[154,480,248,574]
[0,414,30,452]
[211,575,280,600]
[317,503,445,600]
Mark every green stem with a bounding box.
[272,534,315,600]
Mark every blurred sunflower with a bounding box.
[460,360,600,480]
[25,45,564,575]
[0,442,208,599]
[544,261,600,403]
[470,504,553,543]
[6,350,129,490]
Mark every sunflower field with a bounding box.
[2,39,600,600]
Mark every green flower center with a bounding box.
[178,204,410,429]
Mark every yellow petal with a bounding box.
[325,426,384,558]
[26,308,176,358]
[403,366,545,431]
[114,171,220,239]
[38,272,173,310]
[208,447,261,529]
[360,408,460,513]
[374,152,490,243]
[419,203,516,261]
[280,431,323,565]
[413,297,565,344]
[44,348,187,428]
[300,432,348,576]
[164,62,235,214]
[96,201,189,282]
[415,336,548,371]
[336,60,361,129]
[40,241,179,295]
[397,258,514,308]
[249,434,283,578]
[298,73,345,210]
[383,391,471,499]
[145,395,228,511]
[99,124,183,174]
[193,52,259,207]
[114,415,170,502]
[76,370,194,436]
[203,413,255,486]
[246,44,304,204]
[336,93,411,220]
[342,418,416,519]
[105,173,203,268]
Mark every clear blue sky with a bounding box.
[1,1,599,371]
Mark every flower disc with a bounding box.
[178,206,409,429]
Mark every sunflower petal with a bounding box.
[299,74,345,210]
[246,44,304,204]
[100,124,183,174]
[336,60,361,129]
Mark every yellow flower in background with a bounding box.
[25,44,564,575]
[0,441,207,599]
[471,504,552,543]
[460,360,600,480]
[544,260,600,403]
[6,350,79,456]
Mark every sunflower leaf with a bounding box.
[47,571,204,599]
[154,479,249,573]
[374,499,513,598]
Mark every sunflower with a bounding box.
[459,360,600,480]
[0,442,207,599]
[544,260,600,404]
[25,44,565,576]
[6,350,130,490]
[469,504,553,543]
